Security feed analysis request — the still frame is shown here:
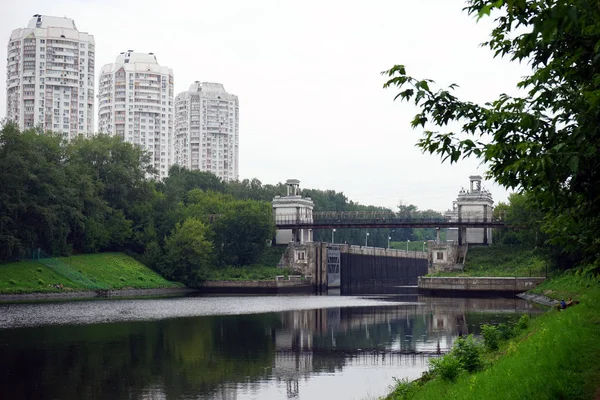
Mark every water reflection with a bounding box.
[0,296,541,400]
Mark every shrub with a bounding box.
[36,267,43,273]
[481,324,501,351]
[137,276,145,281]
[119,277,126,282]
[390,377,416,399]
[429,353,462,382]
[37,279,45,285]
[9,279,16,285]
[497,322,514,340]
[452,334,482,373]
[516,314,530,331]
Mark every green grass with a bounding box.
[428,245,548,277]
[385,272,600,400]
[203,246,290,281]
[530,268,600,301]
[0,261,82,293]
[206,265,294,281]
[0,253,183,294]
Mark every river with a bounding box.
[0,292,541,400]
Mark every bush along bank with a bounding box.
[384,271,600,400]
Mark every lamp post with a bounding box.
[406,239,410,252]
[365,232,369,247]
[388,236,391,249]
[332,229,336,244]
[423,242,427,252]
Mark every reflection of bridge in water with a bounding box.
[270,349,436,399]
[274,348,444,364]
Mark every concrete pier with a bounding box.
[418,276,545,296]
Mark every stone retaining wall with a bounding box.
[200,280,313,294]
[419,276,546,295]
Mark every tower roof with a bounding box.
[115,51,159,65]
[27,15,77,30]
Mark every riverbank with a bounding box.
[0,251,307,300]
[428,245,548,277]
[384,271,600,399]
[0,253,183,294]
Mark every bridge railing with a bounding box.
[274,212,501,226]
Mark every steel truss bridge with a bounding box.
[275,211,505,230]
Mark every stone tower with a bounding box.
[445,175,494,245]
[272,179,314,244]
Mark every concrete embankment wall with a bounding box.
[200,280,313,294]
[0,287,196,302]
[419,277,545,295]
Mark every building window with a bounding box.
[295,250,306,262]
[437,252,444,260]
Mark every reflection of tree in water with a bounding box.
[159,314,281,399]
[0,314,282,400]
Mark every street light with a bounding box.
[423,241,427,252]
[388,236,391,249]
[332,228,336,244]
[406,239,410,252]
[365,232,370,247]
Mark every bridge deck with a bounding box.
[275,212,504,229]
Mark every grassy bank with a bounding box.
[205,265,294,281]
[429,245,547,277]
[204,246,291,281]
[384,271,600,399]
[0,253,182,294]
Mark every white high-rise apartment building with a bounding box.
[98,51,174,178]
[174,82,239,181]
[6,15,95,138]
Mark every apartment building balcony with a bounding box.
[134,98,160,104]
[53,50,76,57]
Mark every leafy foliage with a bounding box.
[162,218,213,286]
[383,0,600,265]
[428,353,463,382]
[452,335,483,373]
[427,334,483,385]
[481,324,501,351]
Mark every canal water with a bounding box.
[0,293,541,400]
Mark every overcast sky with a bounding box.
[1,0,530,212]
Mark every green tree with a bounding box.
[0,124,83,259]
[212,200,275,266]
[162,218,213,286]
[383,0,600,265]
[500,193,545,246]
[162,166,225,204]
[67,134,156,253]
